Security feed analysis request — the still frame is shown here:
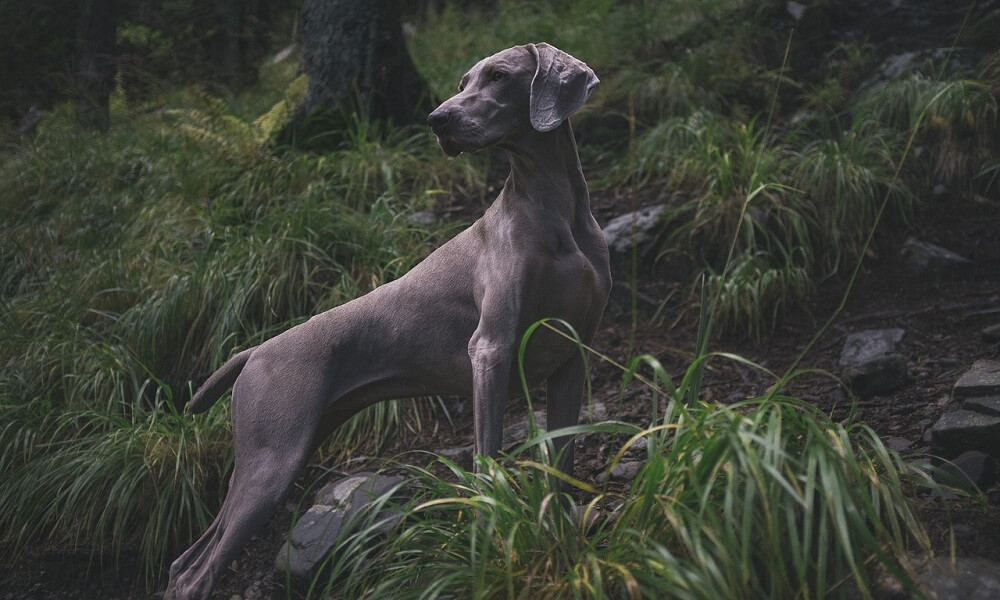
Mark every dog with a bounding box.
[164,42,610,599]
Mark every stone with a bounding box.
[954,360,1000,400]
[839,329,905,367]
[883,437,913,453]
[964,396,1000,417]
[983,324,1000,343]
[625,436,649,454]
[930,410,1000,454]
[598,460,644,483]
[501,411,546,450]
[839,329,908,395]
[406,210,437,226]
[934,451,997,492]
[275,472,406,579]
[785,1,806,20]
[863,47,982,90]
[842,354,909,396]
[579,401,608,423]
[601,205,666,255]
[900,236,972,275]
[271,43,297,64]
[436,444,474,468]
[917,555,1000,600]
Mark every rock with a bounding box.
[863,47,982,89]
[930,410,1000,455]
[271,43,297,64]
[839,329,908,395]
[842,354,909,396]
[917,555,1000,600]
[501,411,546,449]
[625,436,649,454]
[14,106,42,138]
[601,205,666,255]
[579,401,608,423]
[900,236,972,275]
[406,210,437,226]
[785,1,806,20]
[932,183,949,201]
[839,329,905,367]
[983,324,1000,343]
[275,472,406,579]
[436,444,474,468]
[934,451,997,493]
[243,582,262,600]
[954,360,1000,400]
[883,437,913,453]
[964,396,1000,417]
[598,460,644,482]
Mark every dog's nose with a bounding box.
[427,108,450,128]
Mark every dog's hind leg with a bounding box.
[166,369,325,600]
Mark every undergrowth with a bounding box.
[1,0,996,591]
[305,351,934,600]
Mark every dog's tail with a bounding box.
[185,346,257,414]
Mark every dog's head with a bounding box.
[428,43,599,156]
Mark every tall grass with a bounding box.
[0,396,232,585]
[308,357,930,599]
[0,63,479,582]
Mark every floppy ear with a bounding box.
[528,43,600,133]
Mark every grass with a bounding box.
[2,0,997,592]
[0,61,479,581]
[305,353,931,599]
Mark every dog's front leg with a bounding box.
[546,353,585,476]
[468,312,515,467]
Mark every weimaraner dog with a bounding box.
[165,42,610,599]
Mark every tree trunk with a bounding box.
[217,0,243,83]
[293,0,432,136]
[75,0,116,129]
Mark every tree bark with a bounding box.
[75,0,116,129]
[294,0,432,134]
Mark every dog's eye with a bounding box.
[491,71,507,82]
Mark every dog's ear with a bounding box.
[528,43,599,133]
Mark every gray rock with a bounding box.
[579,401,608,423]
[917,555,1000,600]
[406,210,438,226]
[785,1,806,20]
[954,360,1000,400]
[271,44,297,64]
[935,451,997,493]
[275,472,406,579]
[501,411,546,449]
[601,205,666,255]
[839,329,908,395]
[983,324,1000,343]
[883,436,913,453]
[964,396,1000,417]
[933,183,949,201]
[598,460,644,483]
[625,436,649,454]
[931,410,1000,454]
[864,48,982,89]
[842,354,909,396]
[900,236,972,275]
[839,329,905,367]
[436,444,474,468]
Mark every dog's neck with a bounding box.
[499,121,590,223]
